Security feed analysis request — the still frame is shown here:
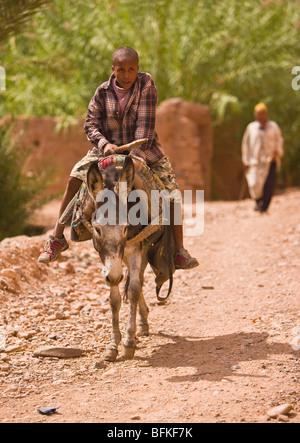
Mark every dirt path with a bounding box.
[0,190,299,423]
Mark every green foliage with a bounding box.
[0,126,50,240]
[0,0,52,40]
[1,0,300,190]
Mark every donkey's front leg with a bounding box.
[123,278,141,359]
[137,259,150,337]
[137,290,149,337]
[123,251,143,359]
[104,286,122,362]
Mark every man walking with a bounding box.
[242,103,284,213]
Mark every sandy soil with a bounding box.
[0,190,299,423]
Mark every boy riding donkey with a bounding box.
[38,46,199,270]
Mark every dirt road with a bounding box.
[0,190,299,423]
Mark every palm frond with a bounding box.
[0,0,51,40]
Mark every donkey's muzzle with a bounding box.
[105,273,124,286]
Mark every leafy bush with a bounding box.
[0,0,51,40]
[1,0,300,194]
[0,125,49,240]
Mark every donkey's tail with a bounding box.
[123,274,130,303]
[156,225,174,303]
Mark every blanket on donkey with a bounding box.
[59,154,165,242]
[59,155,175,300]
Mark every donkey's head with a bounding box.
[87,157,135,287]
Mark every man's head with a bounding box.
[112,46,139,90]
[254,102,268,126]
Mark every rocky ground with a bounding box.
[0,189,299,423]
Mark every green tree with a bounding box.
[0,125,50,240]
[0,0,54,239]
[1,0,300,195]
[0,0,51,40]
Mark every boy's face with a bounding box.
[112,56,139,90]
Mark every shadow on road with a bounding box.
[138,331,296,383]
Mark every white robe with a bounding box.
[241,120,284,200]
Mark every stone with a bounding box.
[12,266,24,277]
[99,305,110,314]
[27,310,40,318]
[87,293,100,302]
[0,277,16,293]
[59,262,75,274]
[0,268,19,281]
[131,415,141,421]
[17,330,36,340]
[37,406,60,416]
[48,334,58,340]
[278,414,290,422]
[6,344,24,353]
[258,415,271,422]
[94,361,107,370]
[72,302,85,312]
[1,363,10,372]
[55,312,64,320]
[101,368,118,378]
[5,326,18,337]
[5,385,18,393]
[231,365,241,371]
[267,404,293,419]
[33,347,84,359]
[81,305,92,317]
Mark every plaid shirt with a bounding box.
[84,72,165,165]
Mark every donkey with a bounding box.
[86,156,174,361]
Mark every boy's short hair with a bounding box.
[112,46,139,65]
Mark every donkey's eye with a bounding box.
[94,226,102,237]
[122,225,128,236]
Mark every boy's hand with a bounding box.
[104,143,118,156]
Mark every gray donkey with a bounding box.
[86,156,175,361]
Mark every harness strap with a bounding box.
[99,154,165,247]
[61,152,166,247]
[76,217,162,246]
[127,218,161,247]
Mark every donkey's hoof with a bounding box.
[137,325,149,337]
[104,348,118,362]
[123,345,136,360]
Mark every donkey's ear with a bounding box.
[115,156,135,196]
[87,163,104,200]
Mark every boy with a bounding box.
[38,47,199,270]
